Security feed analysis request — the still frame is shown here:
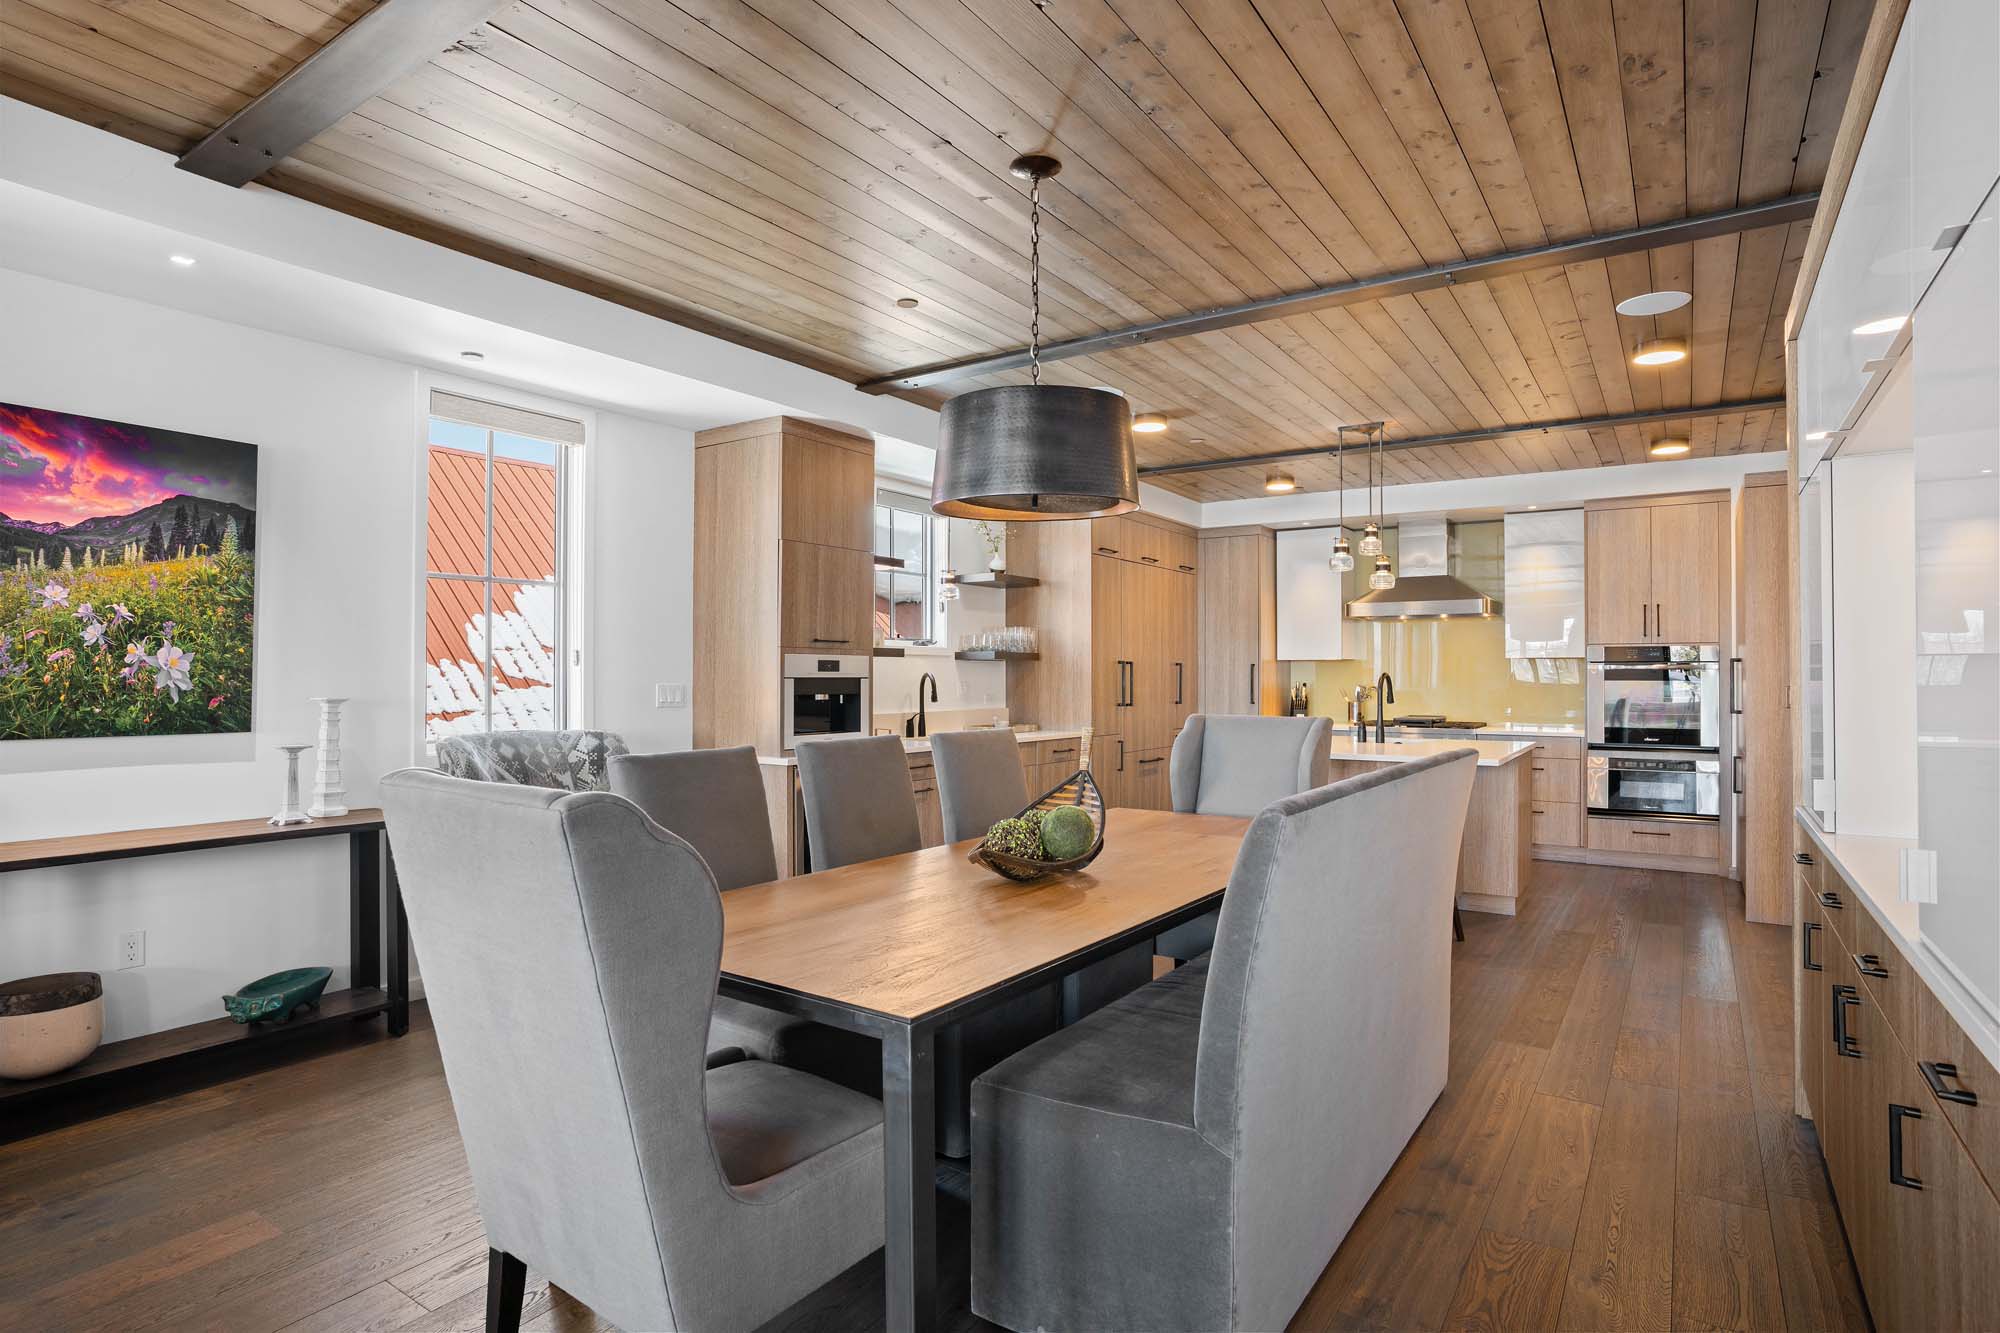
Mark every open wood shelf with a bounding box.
[948,573,1039,589]
[0,986,390,1108]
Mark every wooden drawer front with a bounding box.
[1032,737,1082,768]
[1128,747,1171,810]
[1091,515,1134,561]
[1845,899,1918,1052]
[1529,757,1579,804]
[1794,827,1826,900]
[1585,816,1719,859]
[1528,736,1583,762]
[1530,801,1580,847]
[1912,947,2000,1200]
[905,753,934,778]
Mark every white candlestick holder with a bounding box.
[271,744,314,826]
[308,697,349,817]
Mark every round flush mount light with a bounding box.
[1648,438,1692,458]
[895,296,920,309]
[1132,413,1168,433]
[168,254,196,267]
[1614,289,1691,317]
[1853,315,1907,336]
[459,350,486,362]
[1631,337,1688,367]
[1264,470,1296,493]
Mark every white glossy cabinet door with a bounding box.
[1503,510,1585,657]
[1913,200,2000,1015]
[1912,0,2000,300]
[1274,527,1342,661]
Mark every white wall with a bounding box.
[1831,447,1920,837]
[0,269,695,1041]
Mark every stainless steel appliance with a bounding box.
[782,654,871,750]
[1586,644,1721,750]
[1587,750,1722,820]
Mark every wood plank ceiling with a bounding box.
[1,0,1871,499]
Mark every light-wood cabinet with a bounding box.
[1199,529,1278,716]
[1093,513,1198,573]
[1738,477,1794,923]
[1584,497,1726,644]
[906,753,943,848]
[780,434,873,551]
[779,541,872,652]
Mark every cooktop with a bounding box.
[1389,716,1488,730]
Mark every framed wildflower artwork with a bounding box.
[0,401,257,739]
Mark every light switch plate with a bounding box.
[656,682,688,709]
[1900,848,1938,904]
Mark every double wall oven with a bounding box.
[1586,644,1722,821]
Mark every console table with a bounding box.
[0,809,407,1124]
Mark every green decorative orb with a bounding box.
[1039,805,1095,860]
[984,816,1042,859]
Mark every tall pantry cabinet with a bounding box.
[1197,528,1279,717]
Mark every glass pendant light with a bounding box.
[1365,423,1393,588]
[932,156,1137,520]
[939,568,960,601]
[1357,423,1383,556]
[1369,553,1396,591]
[1330,427,1354,571]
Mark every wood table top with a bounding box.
[721,808,1250,1022]
[0,809,386,873]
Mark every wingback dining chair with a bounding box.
[433,728,628,791]
[1155,713,1333,960]
[380,768,885,1333]
[608,747,879,1092]
[970,749,1478,1333]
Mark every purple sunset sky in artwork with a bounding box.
[0,401,257,527]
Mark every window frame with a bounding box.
[415,377,590,757]
[875,487,938,645]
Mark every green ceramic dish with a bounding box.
[223,967,332,1024]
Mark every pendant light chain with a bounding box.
[1029,173,1042,388]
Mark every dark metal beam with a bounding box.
[859,195,1818,393]
[1137,399,1788,477]
[177,0,504,186]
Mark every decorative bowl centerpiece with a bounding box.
[223,966,332,1024]
[0,972,104,1080]
[970,765,1107,883]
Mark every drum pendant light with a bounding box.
[932,155,1138,520]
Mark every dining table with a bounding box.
[717,807,1252,1333]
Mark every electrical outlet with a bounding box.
[117,930,145,970]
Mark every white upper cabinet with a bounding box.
[1503,510,1585,658]
[1274,527,1343,661]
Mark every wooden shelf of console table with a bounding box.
[0,809,409,1124]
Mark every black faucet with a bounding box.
[1375,672,1395,743]
[917,671,939,738]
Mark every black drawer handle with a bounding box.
[1889,1104,1924,1189]
[1140,555,1160,564]
[1532,808,1546,815]
[1819,890,1844,910]
[1833,984,1861,1058]
[1137,756,1163,765]
[1177,563,1195,572]
[1921,1061,1979,1106]
[1050,747,1074,756]
[1802,920,1822,972]
[1096,546,1119,555]
[1795,851,1816,866]
[1855,952,1889,979]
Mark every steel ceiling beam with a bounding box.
[859,195,1818,393]
[177,0,504,186]
[1136,400,1789,477]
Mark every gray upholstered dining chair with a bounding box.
[1155,713,1333,960]
[793,734,922,868]
[970,749,1478,1333]
[608,746,879,1091]
[433,728,628,791]
[380,768,885,1333]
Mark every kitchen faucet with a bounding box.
[1352,684,1371,742]
[916,671,939,738]
[1375,672,1395,743]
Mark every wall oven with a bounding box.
[782,654,870,750]
[1586,644,1722,750]
[1587,750,1722,820]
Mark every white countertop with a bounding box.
[1795,810,1999,1073]
[1328,736,1537,768]
[759,728,1088,767]
[1365,721,1583,740]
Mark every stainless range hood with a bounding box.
[1347,517,1498,619]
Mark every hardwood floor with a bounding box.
[0,862,1865,1332]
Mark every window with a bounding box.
[875,490,936,643]
[423,390,582,743]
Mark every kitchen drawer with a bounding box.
[1530,800,1581,848]
[1913,958,2000,1197]
[1529,757,1580,804]
[1794,826,1826,901]
[1030,736,1083,769]
[1528,736,1583,762]
[1585,816,1719,859]
[1127,746,1172,809]
[1845,897,1918,1051]
[905,752,934,777]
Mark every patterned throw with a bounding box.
[434,729,629,791]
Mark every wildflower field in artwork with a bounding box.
[0,401,258,740]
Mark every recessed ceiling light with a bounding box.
[1615,289,1691,317]
[1853,315,1907,336]
[459,350,485,362]
[1631,337,1688,367]
[1132,413,1168,433]
[1649,438,1692,458]
[168,254,196,267]
[894,296,920,309]
[1264,471,1297,493]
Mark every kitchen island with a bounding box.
[1326,735,1536,915]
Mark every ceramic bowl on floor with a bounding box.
[0,972,105,1080]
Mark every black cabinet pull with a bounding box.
[1819,889,1844,910]
[1141,554,1160,564]
[1889,1104,1924,1189]
[1832,984,1861,1058]
[1855,952,1889,979]
[1116,738,1125,773]
[1096,545,1119,556]
[1921,1061,1979,1106]
[1249,662,1258,709]
[1734,755,1744,796]
[1795,851,1816,866]
[1802,921,1822,972]
[1137,756,1163,765]
[1175,661,1184,706]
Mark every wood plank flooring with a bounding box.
[0,862,1865,1332]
